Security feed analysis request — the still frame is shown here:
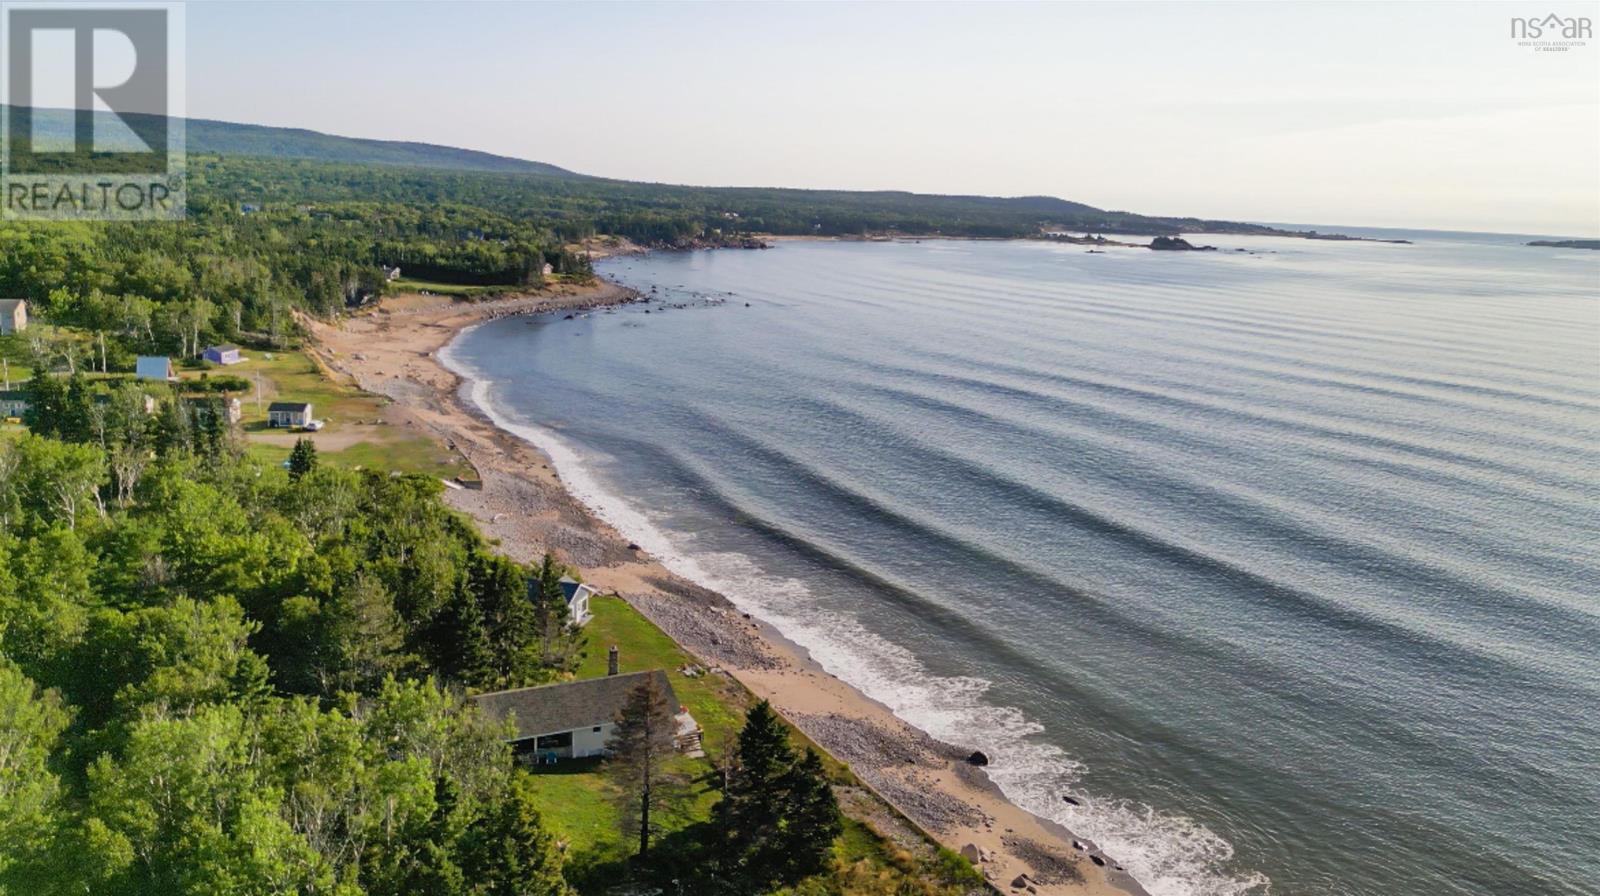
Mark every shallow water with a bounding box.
[443,233,1600,896]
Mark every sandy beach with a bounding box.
[303,278,1145,896]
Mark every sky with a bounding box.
[181,1,1600,235]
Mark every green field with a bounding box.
[220,348,472,480]
[390,278,517,299]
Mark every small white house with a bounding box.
[135,356,176,381]
[267,401,313,428]
[470,667,699,762]
[559,576,596,626]
[0,299,27,335]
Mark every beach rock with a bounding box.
[1062,795,1080,805]
[1011,874,1030,888]
[966,751,989,767]
[961,843,981,863]
[1090,854,1106,867]
[1149,236,1217,251]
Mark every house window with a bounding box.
[534,731,572,751]
[592,726,602,732]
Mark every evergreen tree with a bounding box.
[460,773,573,896]
[779,748,841,880]
[288,437,318,481]
[604,676,686,860]
[59,372,93,444]
[720,700,841,887]
[433,586,493,687]
[152,396,191,456]
[22,366,65,439]
[467,551,538,686]
[530,552,580,672]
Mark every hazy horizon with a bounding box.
[178,2,1600,236]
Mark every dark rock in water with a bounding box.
[1528,239,1600,250]
[627,542,641,551]
[966,751,989,767]
[1150,236,1217,252]
[1090,854,1106,867]
[1062,795,1080,805]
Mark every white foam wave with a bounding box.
[440,328,1270,896]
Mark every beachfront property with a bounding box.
[267,401,313,428]
[1,389,29,419]
[203,344,244,365]
[381,265,402,281]
[470,664,702,762]
[558,576,596,626]
[135,356,177,381]
[0,299,27,335]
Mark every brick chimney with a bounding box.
[607,645,619,676]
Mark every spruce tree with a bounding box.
[779,747,841,880]
[461,773,573,896]
[720,700,842,886]
[530,552,579,672]
[604,676,685,859]
[22,365,65,438]
[288,437,318,480]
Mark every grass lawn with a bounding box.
[219,348,470,479]
[390,278,516,299]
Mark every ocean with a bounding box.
[440,233,1600,896]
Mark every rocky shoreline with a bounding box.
[304,278,1147,896]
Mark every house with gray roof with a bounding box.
[470,662,701,762]
[267,401,313,428]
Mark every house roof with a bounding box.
[0,299,25,312]
[558,576,594,604]
[206,344,241,353]
[0,389,27,400]
[471,670,679,741]
[267,401,311,413]
[135,356,172,376]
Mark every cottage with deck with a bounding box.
[135,356,176,381]
[267,401,313,428]
[471,661,702,762]
[0,299,27,335]
[202,344,243,365]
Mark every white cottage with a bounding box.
[559,576,596,626]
